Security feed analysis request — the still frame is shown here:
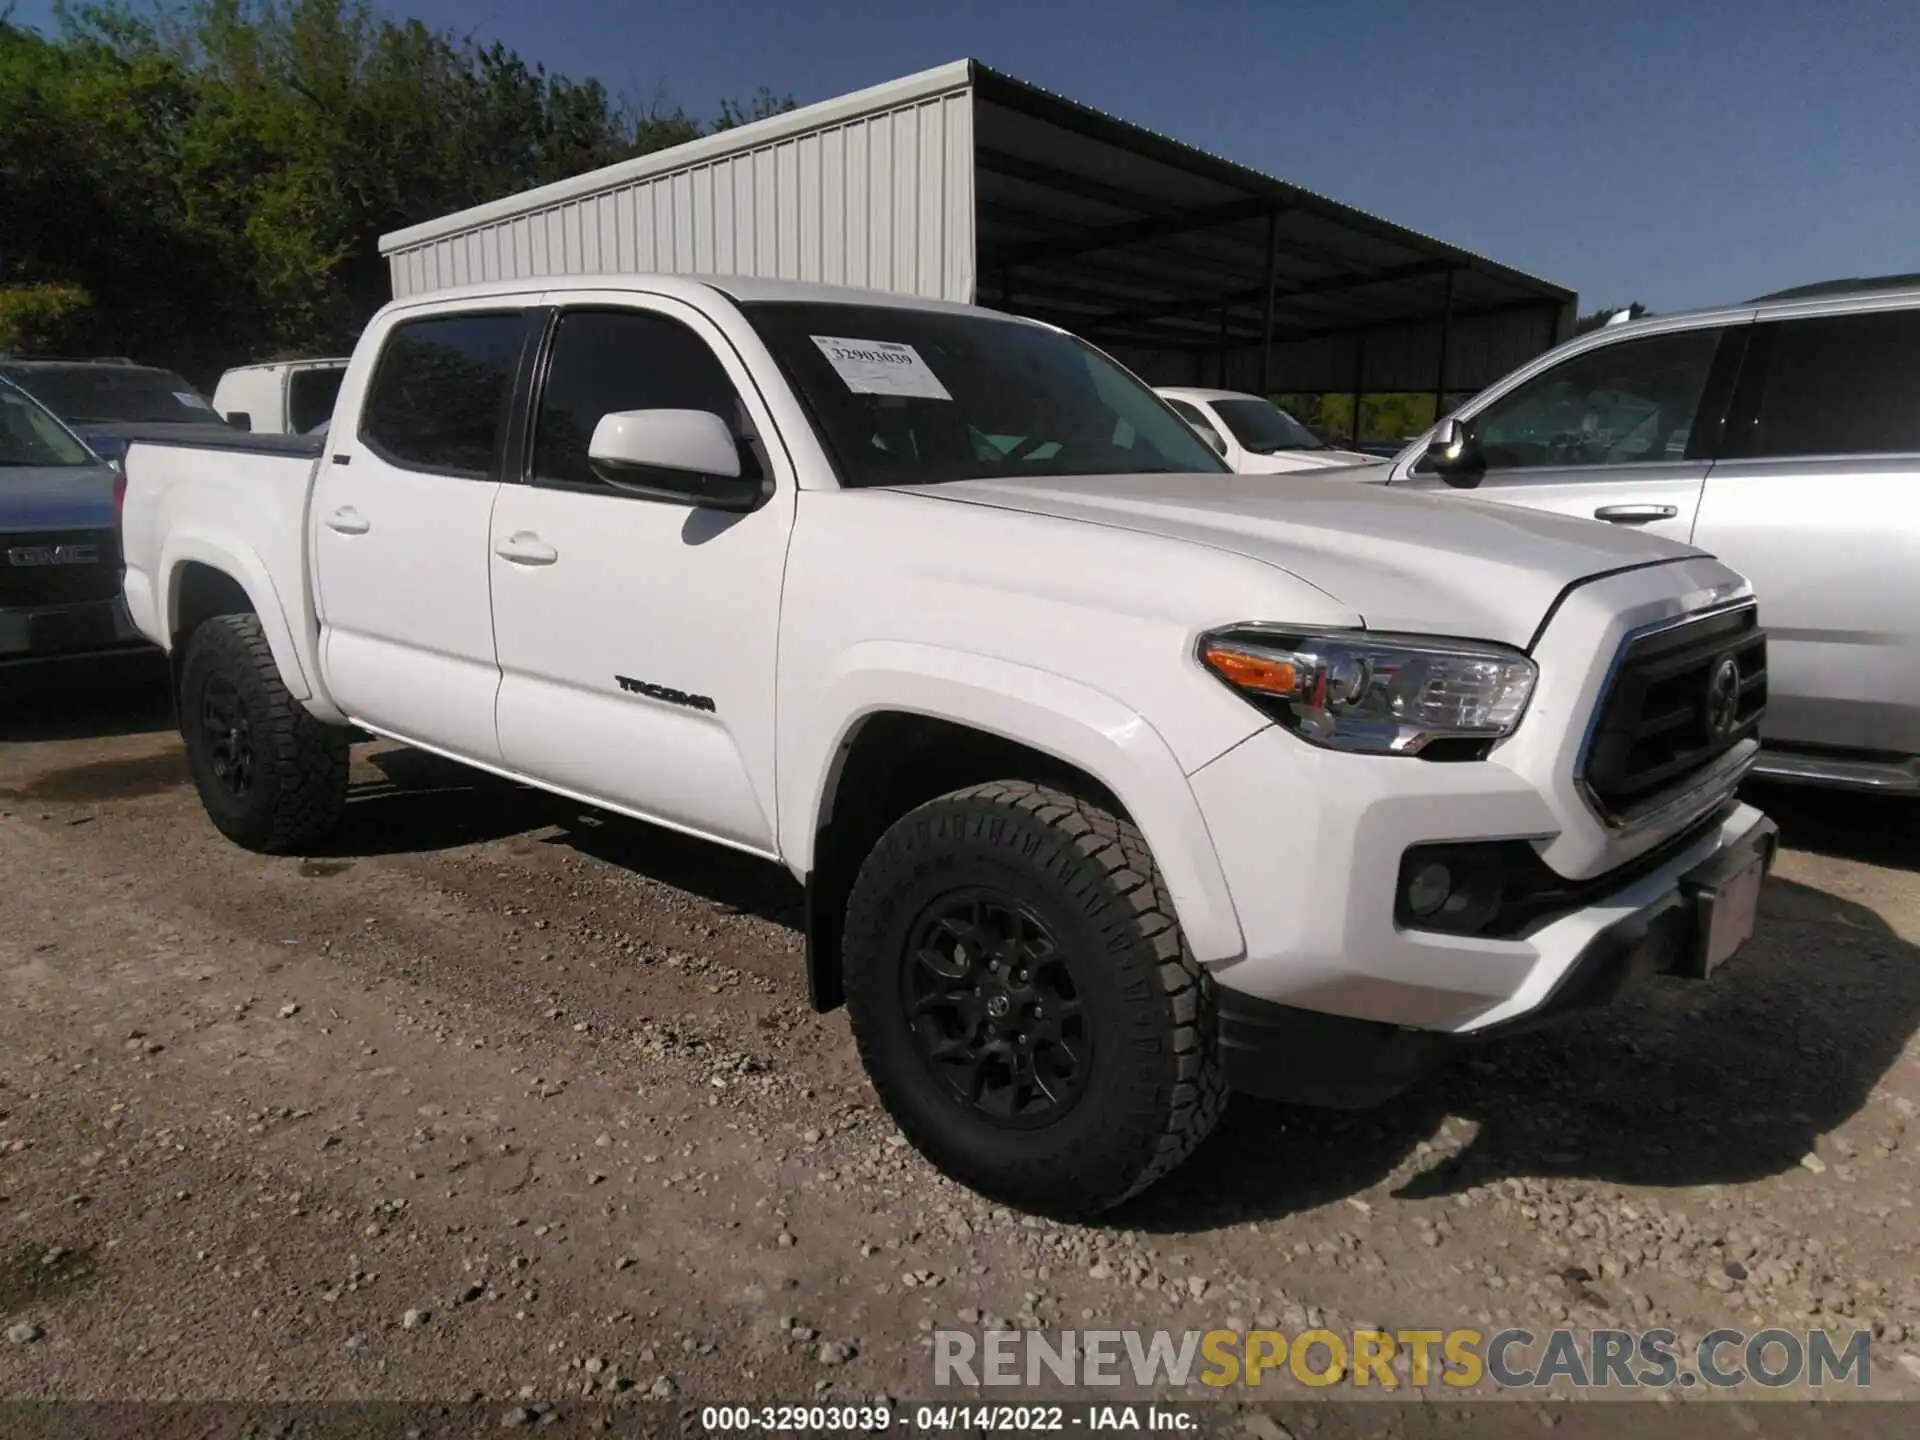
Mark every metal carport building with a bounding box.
[381,59,1573,422]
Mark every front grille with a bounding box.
[1581,603,1767,821]
[0,527,122,607]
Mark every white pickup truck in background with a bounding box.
[211,357,348,435]
[120,276,1777,1216]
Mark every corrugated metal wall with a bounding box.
[386,90,977,303]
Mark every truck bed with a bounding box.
[119,431,327,701]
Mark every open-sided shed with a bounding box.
[380,59,1573,410]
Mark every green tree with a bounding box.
[3,0,790,377]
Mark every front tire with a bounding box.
[842,781,1225,1217]
[178,613,349,853]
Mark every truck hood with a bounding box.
[1237,447,1378,474]
[908,470,1700,649]
[0,463,119,530]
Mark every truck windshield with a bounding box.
[1210,398,1330,453]
[742,302,1228,486]
[4,364,217,425]
[0,380,92,468]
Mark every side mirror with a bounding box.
[1425,416,1484,488]
[586,409,765,513]
[226,411,252,432]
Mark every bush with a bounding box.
[0,283,98,355]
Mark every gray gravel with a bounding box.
[0,676,1917,1417]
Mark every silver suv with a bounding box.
[1382,278,1920,796]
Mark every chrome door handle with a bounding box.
[494,532,558,566]
[325,506,370,535]
[1593,504,1678,524]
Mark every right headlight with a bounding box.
[1198,625,1538,757]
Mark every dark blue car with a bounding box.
[0,376,151,668]
[0,357,236,464]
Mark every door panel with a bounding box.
[1698,308,1920,757]
[1392,323,1737,546]
[1396,462,1707,546]
[490,299,794,853]
[1694,458,1920,754]
[313,310,525,762]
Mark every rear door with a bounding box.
[1395,323,1744,547]
[312,307,533,763]
[1694,305,1920,756]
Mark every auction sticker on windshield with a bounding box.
[810,336,952,400]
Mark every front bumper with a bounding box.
[1189,709,1776,1023]
[0,595,150,667]
[1217,810,1778,1105]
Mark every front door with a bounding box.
[1394,324,1739,548]
[312,308,529,763]
[488,297,795,854]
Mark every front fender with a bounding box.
[161,531,315,702]
[783,640,1250,966]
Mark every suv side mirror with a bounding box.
[1425,416,1485,488]
[226,410,252,432]
[587,409,766,513]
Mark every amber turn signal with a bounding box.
[1200,643,1303,698]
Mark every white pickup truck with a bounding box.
[121,276,1777,1216]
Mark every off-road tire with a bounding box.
[842,780,1225,1218]
[178,613,349,853]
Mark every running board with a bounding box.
[1751,750,1920,795]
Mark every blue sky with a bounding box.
[15,0,1915,313]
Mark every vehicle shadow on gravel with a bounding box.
[319,747,806,925]
[1744,779,1920,870]
[1121,864,1919,1234]
[0,650,172,743]
[315,746,581,856]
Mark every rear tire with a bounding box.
[178,613,349,853]
[842,780,1224,1218]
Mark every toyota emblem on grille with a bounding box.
[1706,654,1742,738]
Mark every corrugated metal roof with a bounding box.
[380,58,1573,391]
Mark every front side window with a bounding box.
[1465,327,1722,471]
[4,364,215,425]
[743,302,1227,487]
[1749,310,1920,457]
[1210,397,1328,454]
[359,313,524,475]
[0,380,93,468]
[531,310,753,491]
[1163,397,1227,453]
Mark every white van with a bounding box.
[211,358,348,435]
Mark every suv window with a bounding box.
[1460,327,1722,472]
[360,313,523,475]
[1750,309,1920,457]
[531,309,752,491]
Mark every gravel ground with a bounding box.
[1,657,1917,1432]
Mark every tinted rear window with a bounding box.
[359,314,523,475]
[1751,310,1920,457]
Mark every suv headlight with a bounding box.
[1199,626,1537,756]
